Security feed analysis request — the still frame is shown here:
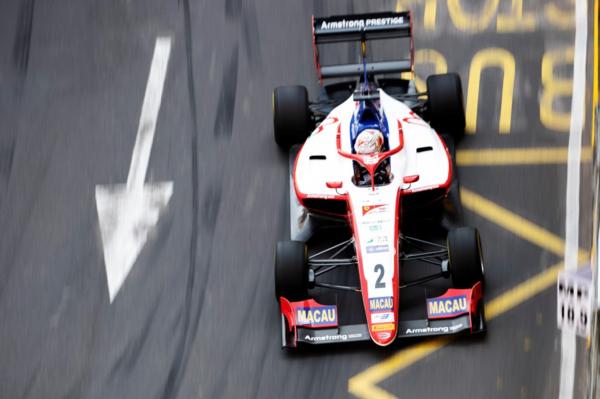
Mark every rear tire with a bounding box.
[275,241,309,301]
[426,73,466,140]
[447,227,484,288]
[273,86,311,149]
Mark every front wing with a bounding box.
[279,283,485,347]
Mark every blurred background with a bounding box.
[0,0,596,398]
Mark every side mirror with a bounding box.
[403,175,420,184]
[326,181,343,189]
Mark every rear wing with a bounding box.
[312,11,414,82]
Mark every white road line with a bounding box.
[560,0,588,397]
[96,36,174,303]
[127,37,171,189]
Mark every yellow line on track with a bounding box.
[460,189,587,262]
[484,262,563,319]
[456,147,592,166]
[348,189,590,398]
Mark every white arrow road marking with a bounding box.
[96,36,173,303]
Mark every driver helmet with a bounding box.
[354,128,384,154]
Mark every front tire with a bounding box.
[447,227,484,288]
[274,240,309,301]
[273,86,311,149]
[426,73,466,140]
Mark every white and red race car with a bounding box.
[273,11,485,348]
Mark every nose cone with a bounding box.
[365,298,398,346]
[370,325,397,346]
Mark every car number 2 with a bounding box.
[374,264,386,288]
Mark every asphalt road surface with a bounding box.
[0,0,595,398]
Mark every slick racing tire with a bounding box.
[447,227,484,288]
[426,73,466,140]
[273,86,311,149]
[275,240,309,301]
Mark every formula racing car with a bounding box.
[273,11,485,347]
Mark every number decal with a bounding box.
[374,264,386,288]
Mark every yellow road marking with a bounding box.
[349,190,590,398]
[446,0,499,32]
[540,47,574,131]
[461,189,588,263]
[485,262,562,319]
[349,262,563,399]
[496,0,535,32]
[457,147,592,166]
[395,0,436,31]
[423,0,437,31]
[465,48,516,134]
[456,147,592,166]
[401,49,448,92]
[544,2,575,30]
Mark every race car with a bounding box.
[273,11,485,348]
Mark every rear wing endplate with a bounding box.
[312,11,414,82]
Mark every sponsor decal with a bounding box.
[371,312,395,324]
[427,295,468,318]
[371,323,395,332]
[362,204,386,216]
[319,16,405,31]
[361,218,388,225]
[360,217,390,226]
[296,305,337,327]
[305,194,338,200]
[366,244,389,254]
[407,184,440,193]
[376,332,392,340]
[363,154,379,165]
[368,224,383,232]
[366,236,388,244]
[303,333,363,342]
[369,296,393,311]
[404,324,463,335]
